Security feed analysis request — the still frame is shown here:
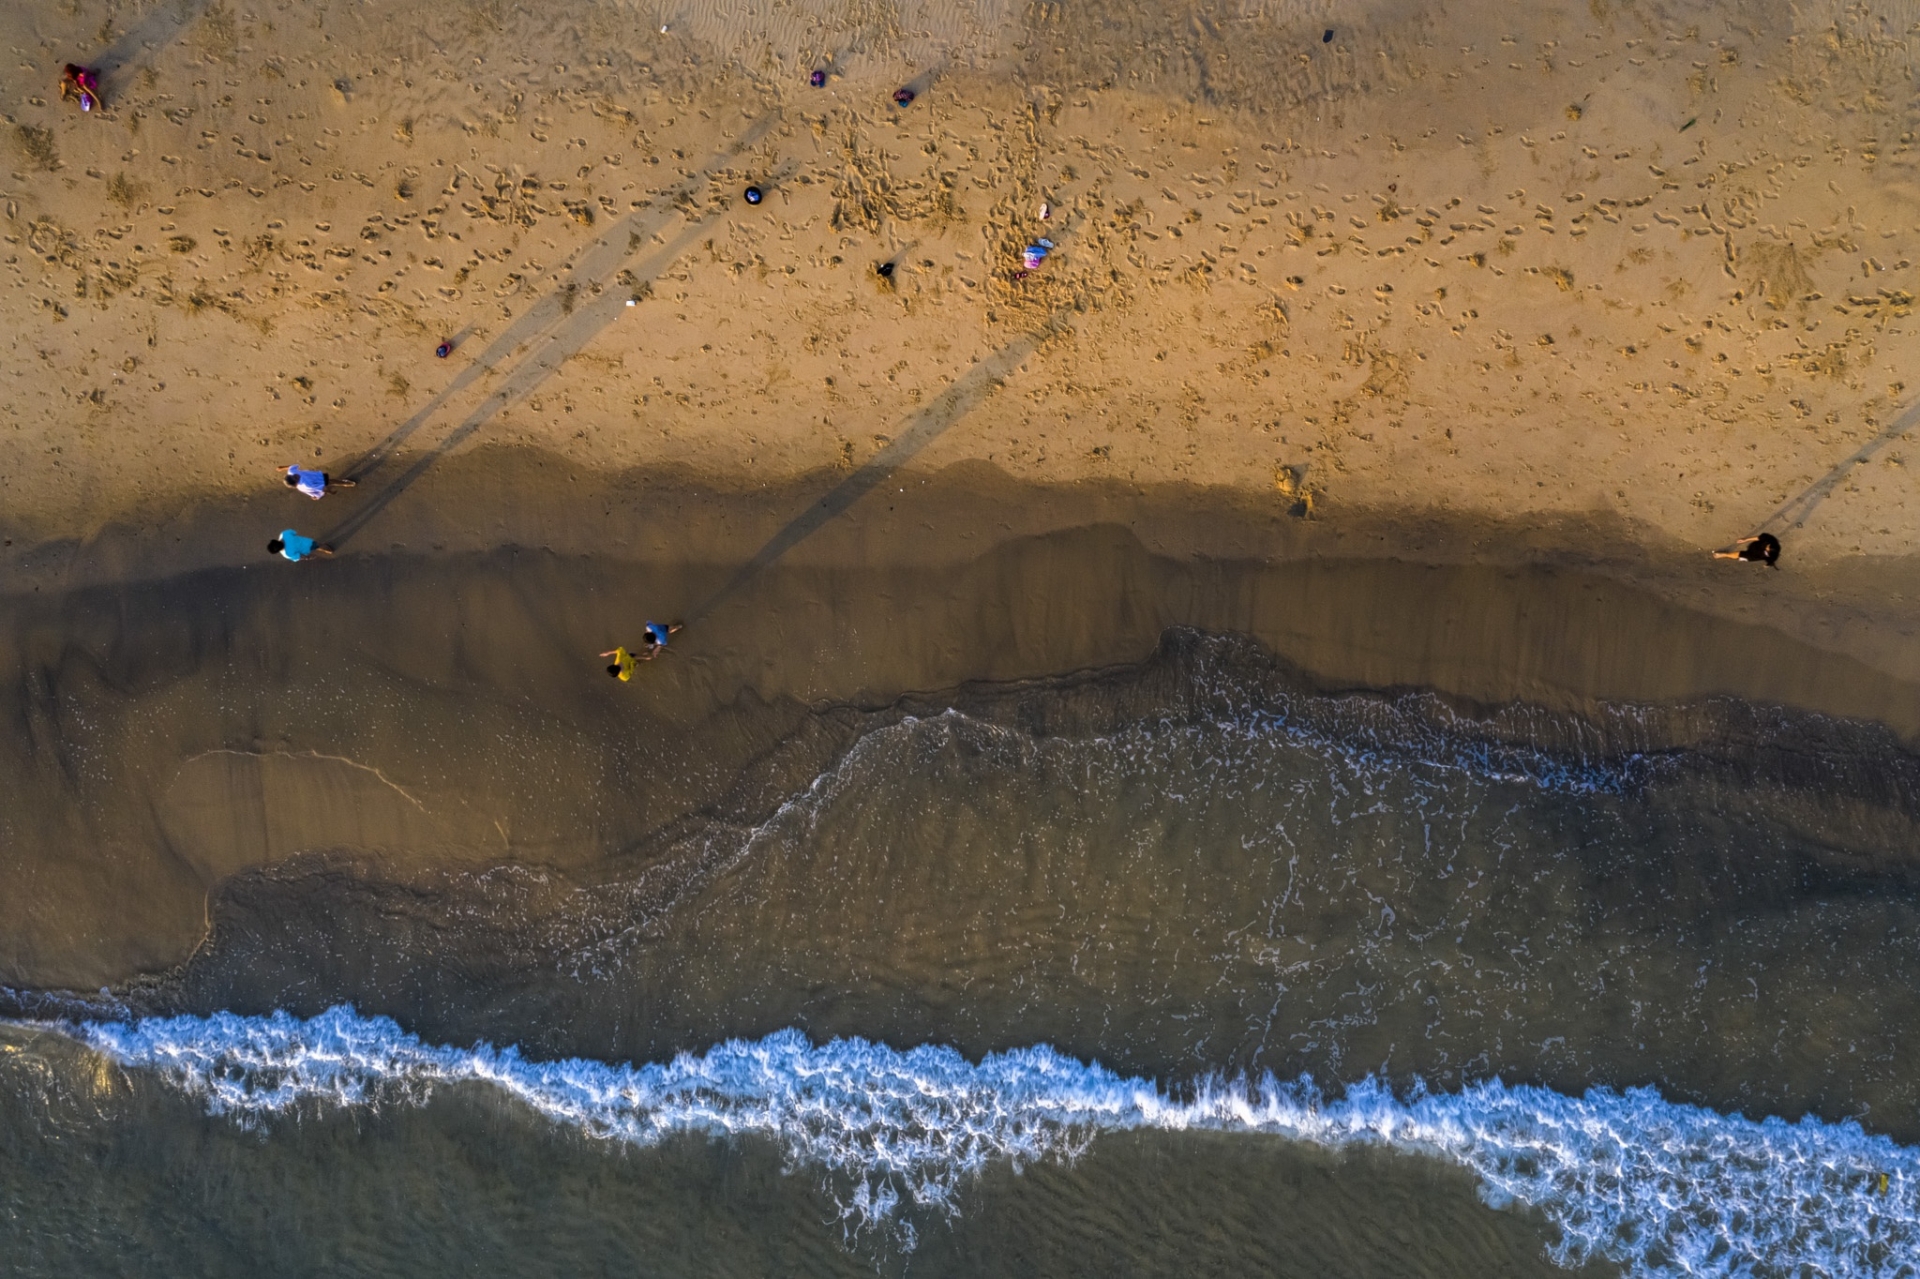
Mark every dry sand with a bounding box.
[5,0,1920,984]
[3,0,1919,566]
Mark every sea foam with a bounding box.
[42,1006,1920,1276]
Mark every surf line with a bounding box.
[33,1004,1920,1275]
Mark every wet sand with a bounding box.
[3,457,1918,990]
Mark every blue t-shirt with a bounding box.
[644,622,671,648]
[278,529,318,561]
[287,466,328,498]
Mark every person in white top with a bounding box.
[283,465,356,499]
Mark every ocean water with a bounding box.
[7,631,1920,1275]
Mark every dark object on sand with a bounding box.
[893,87,916,106]
[744,185,763,205]
[810,69,826,87]
[1715,532,1781,568]
[875,261,895,279]
[435,341,452,358]
[60,63,100,112]
[1322,29,1334,43]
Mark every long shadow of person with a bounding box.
[92,0,216,87]
[322,202,751,550]
[338,115,781,490]
[692,311,1076,621]
[1762,397,1920,532]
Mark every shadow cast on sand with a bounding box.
[693,313,1075,620]
[92,0,217,87]
[321,119,784,548]
[325,208,735,548]
[1762,396,1920,532]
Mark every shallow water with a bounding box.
[8,628,1920,1274]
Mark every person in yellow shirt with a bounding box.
[600,622,683,679]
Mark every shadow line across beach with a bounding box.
[692,312,1076,620]
[1764,396,1920,531]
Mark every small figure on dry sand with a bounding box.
[600,622,684,680]
[269,530,334,562]
[1714,532,1781,568]
[893,86,916,107]
[60,64,101,111]
[284,465,356,499]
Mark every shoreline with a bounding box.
[8,444,1919,701]
[4,462,1920,989]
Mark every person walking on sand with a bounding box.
[268,530,334,562]
[600,622,683,680]
[283,464,355,500]
[1714,532,1781,568]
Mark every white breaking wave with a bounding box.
[47,1006,1920,1276]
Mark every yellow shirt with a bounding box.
[610,647,638,681]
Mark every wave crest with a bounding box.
[46,1006,1920,1275]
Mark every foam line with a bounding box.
[35,1007,1920,1275]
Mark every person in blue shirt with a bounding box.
[268,530,334,562]
[283,465,355,499]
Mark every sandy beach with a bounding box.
[4,0,1920,982]
[3,0,1918,559]
[14,9,1920,1270]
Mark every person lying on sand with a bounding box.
[268,530,334,562]
[60,64,100,112]
[283,465,355,499]
[1713,532,1781,568]
[600,623,684,680]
